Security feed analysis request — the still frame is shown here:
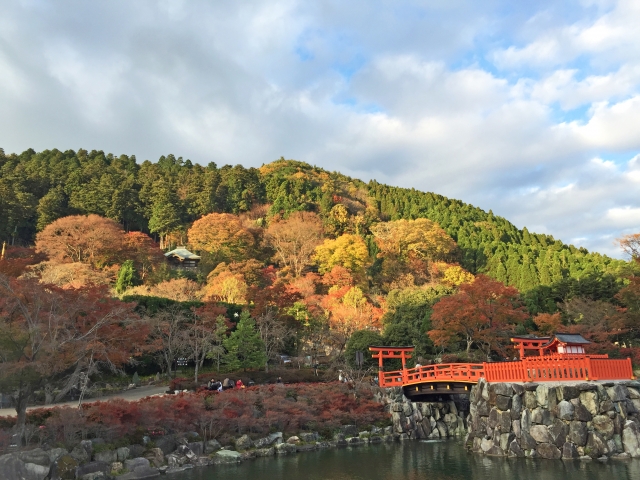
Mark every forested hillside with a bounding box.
[0,148,628,299]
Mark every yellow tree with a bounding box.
[202,271,248,304]
[314,234,369,276]
[187,213,255,263]
[264,211,324,277]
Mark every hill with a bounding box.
[0,148,631,311]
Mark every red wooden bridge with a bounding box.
[370,334,634,401]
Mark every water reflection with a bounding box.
[171,440,640,480]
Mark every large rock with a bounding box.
[204,439,222,454]
[53,455,78,480]
[144,448,164,468]
[519,431,537,450]
[562,442,579,459]
[607,385,628,403]
[524,392,538,410]
[75,461,109,479]
[568,421,588,446]
[531,407,551,425]
[536,385,550,408]
[586,432,608,458]
[154,436,176,455]
[537,443,561,459]
[508,440,525,457]
[299,432,320,443]
[622,420,640,457]
[557,400,574,420]
[125,457,151,471]
[70,445,89,464]
[94,449,117,463]
[530,425,551,443]
[275,443,297,455]
[510,394,522,420]
[571,399,593,422]
[476,400,490,417]
[235,434,254,451]
[593,415,615,439]
[548,419,568,447]
[116,447,130,462]
[340,425,358,436]
[213,450,242,464]
[521,409,532,432]
[558,385,579,401]
[0,454,43,480]
[480,437,494,453]
[512,420,521,439]
[579,391,598,416]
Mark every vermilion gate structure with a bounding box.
[370,337,634,401]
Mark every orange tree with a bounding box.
[428,275,528,358]
[187,213,255,263]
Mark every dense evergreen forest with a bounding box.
[0,148,630,303]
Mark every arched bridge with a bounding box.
[369,343,634,402]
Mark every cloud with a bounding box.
[0,0,638,259]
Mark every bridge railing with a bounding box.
[378,356,633,388]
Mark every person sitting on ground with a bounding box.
[236,379,246,389]
[276,376,283,384]
[222,378,233,390]
[207,378,216,390]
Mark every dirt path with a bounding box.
[0,385,169,418]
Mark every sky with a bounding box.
[1,0,639,258]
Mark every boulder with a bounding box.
[213,450,242,464]
[480,437,494,453]
[548,419,568,447]
[154,436,176,455]
[235,434,254,451]
[510,394,522,420]
[521,409,532,432]
[116,447,130,462]
[519,431,537,450]
[286,436,301,444]
[19,449,50,468]
[571,399,593,422]
[607,385,628,403]
[496,395,512,411]
[599,399,614,414]
[558,385,579,401]
[53,455,78,480]
[75,461,109,479]
[275,443,297,454]
[537,443,561,459]
[531,407,551,425]
[128,445,145,458]
[579,391,598,416]
[530,425,551,443]
[512,384,525,396]
[562,442,579,459]
[204,439,222,454]
[254,447,275,457]
[586,432,608,458]
[94,449,117,464]
[508,440,525,457]
[524,391,538,410]
[476,400,490,417]
[628,387,640,399]
[187,442,203,455]
[568,421,588,446]
[557,400,574,421]
[144,448,164,468]
[536,385,550,408]
[622,420,640,457]
[512,420,521,439]
[499,432,514,451]
[125,457,151,471]
[70,445,89,464]
[593,415,615,440]
[298,432,320,443]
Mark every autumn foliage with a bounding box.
[429,274,528,358]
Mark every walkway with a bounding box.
[0,385,168,418]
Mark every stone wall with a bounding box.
[466,378,640,460]
[373,387,468,440]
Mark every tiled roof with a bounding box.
[164,248,201,260]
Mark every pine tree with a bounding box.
[223,312,266,371]
[116,260,138,294]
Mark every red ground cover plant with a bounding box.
[4,382,388,449]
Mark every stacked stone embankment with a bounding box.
[466,378,640,460]
[374,387,468,439]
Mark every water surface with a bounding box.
[170,440,640,480]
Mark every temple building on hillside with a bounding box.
[164,247,201,270]
[510,333,591,358]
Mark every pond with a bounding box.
[167,440,640,480]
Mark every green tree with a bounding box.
[223,312,266,371]
[36,185,68,231]
[345,329,383,369]
[116,260,138,294]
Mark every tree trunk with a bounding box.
[466,338,473,354]
[13,390,30,446]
